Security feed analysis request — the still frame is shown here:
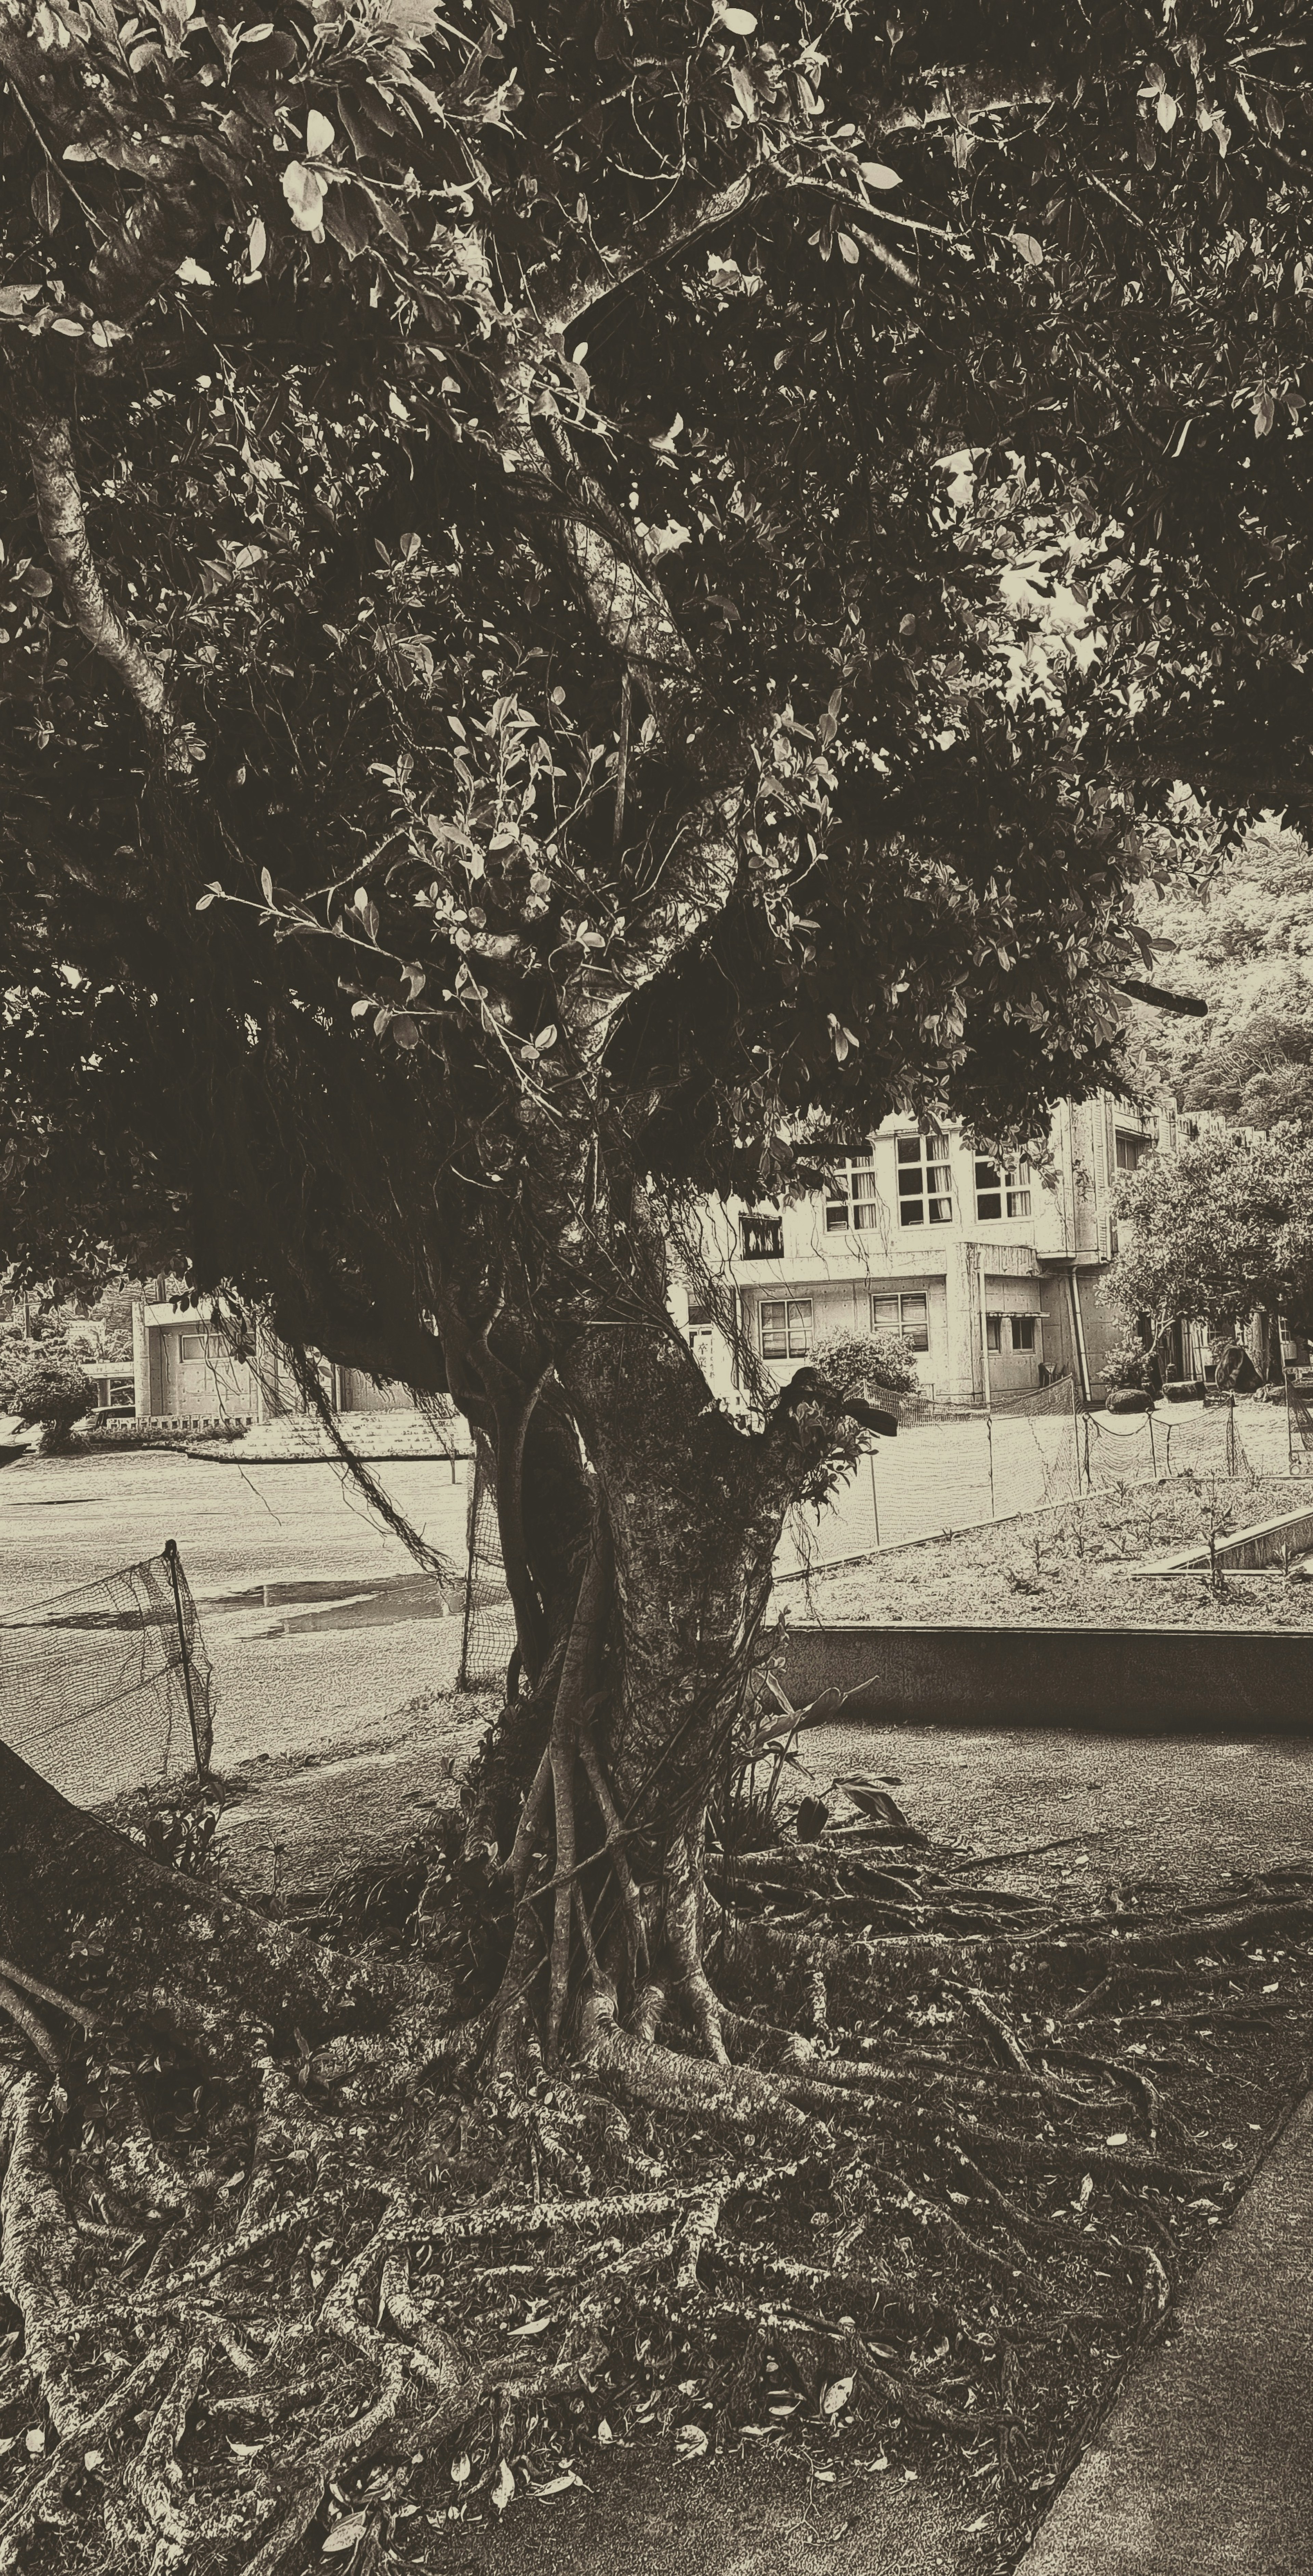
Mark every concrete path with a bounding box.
[1023,2086,1313,2576]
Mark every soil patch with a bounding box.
[799,1475,1313,1632]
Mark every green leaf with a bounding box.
[1010,232,1045,266]
[31,170,62,232]
[859,162,901,189]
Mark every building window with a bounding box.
[974,1156,1032,1220]
[985,1313,1003,1352]
[873,1291,929,1353]
[1115,1130,1150,1173]
[1010,1315,1037,1353]
[740,1212,784,1260]
[896,1132,953,1228]
[179,1333,217,1362]
[760,1298,812,1361]
[825,1153,881,1232]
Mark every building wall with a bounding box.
[678,1090,1181,1410]
[134,1299,425,1423]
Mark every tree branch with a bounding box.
[26,415,169,730]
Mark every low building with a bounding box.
[676,1092,1217,1411]
[131,1297,418,1429]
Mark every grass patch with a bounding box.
[796,1472,1313,1631]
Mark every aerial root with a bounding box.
[704,2296,995,2435]
[0,2337,175,2558]
[0,2073,82,2436]
[947,2152,1076,2249]
[1037,1892,1313,1975]
[238,2353,409,2576]
[1049,2046,1164,2144]
[577,1717,650,1977]
[378,2246,463,2389]
[111,2327,214,2564]
[0,1955,101,2032]
[580,1981,815,2140]
[883,2174,1057,2308]
[674,2192,721,2295]
[952,2110,1232,2193]
[0,1979,64,2079]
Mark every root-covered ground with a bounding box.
[2,1776,1312,2576]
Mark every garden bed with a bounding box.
[794,1475,1313,1633]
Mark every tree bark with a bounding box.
[0,1744,407,2071]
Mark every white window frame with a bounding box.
[985,1312,1004,1352]
[760,1298,813,1362]
[1010,1315,1038,1353]
[896,1131,953,1228]
[1115,1130,1150,1174]
[872,1290,930,1354]
[973,1155,1032,1221]
[824,1152,881,1233]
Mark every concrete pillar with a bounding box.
[131,1300,150,1423]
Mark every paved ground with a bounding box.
[794,1721,1313,1905]
[0,1447,477,1788]
[1021,2085,1313,2576]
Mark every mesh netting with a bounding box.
[1,1545,214,1806]
[457,1437,517,1693]
[780,1392,1279,1577]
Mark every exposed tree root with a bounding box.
[3,1752,1312,2574]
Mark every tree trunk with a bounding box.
[0,1743,414,2072]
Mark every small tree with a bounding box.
[10,1350,94,1448]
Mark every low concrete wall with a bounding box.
[778,1621,1313,1733]
[1141,1503,1313,1575]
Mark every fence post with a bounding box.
[1147,1410,1158,1481]
[866,1440,881,1550]
[986,1411,996,1520]
[163,1538,206,1778]
[1279,1312,1294,1477]
[1071,1372,1081,1499]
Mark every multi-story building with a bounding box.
[676,1093,1218,1411]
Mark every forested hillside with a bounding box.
[1134,810,1313,1131]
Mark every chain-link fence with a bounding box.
[1,1541,214,1805]
[457,1439,517,1693]
[780,1390,1277,1577]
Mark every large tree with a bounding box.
[4,1,1313,2558]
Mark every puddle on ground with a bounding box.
[194,1570,503,1638]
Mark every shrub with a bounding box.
[11,1353,95,1448]
[814,1327,921,1400]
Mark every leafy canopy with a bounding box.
[2,0,1313,1359]
[1109,1126,1313,1336]
[1134,810,1313,1133]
